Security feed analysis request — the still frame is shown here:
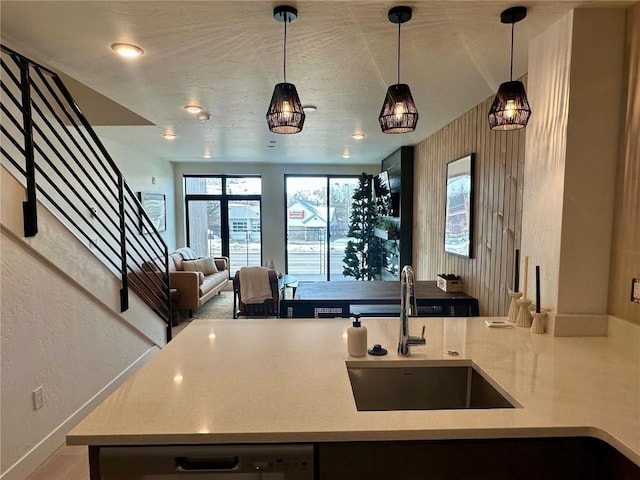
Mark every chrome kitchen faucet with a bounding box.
[398,265,426,356]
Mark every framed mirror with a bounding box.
[444,153,474,258]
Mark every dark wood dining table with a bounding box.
[279,280,479,318]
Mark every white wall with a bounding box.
[100,136,177,252]
[173,162,379,271]
[0,114,178,480]
[0,43,190,480]
[1,168,165,480]
[559,9,624,315]
[521,11,573,312]
[522,9,625,335]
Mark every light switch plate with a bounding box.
[33,386,44,410]
[632,278,640,304]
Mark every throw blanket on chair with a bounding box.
[239,266,273,304]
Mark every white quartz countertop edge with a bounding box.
[66,316,640,467]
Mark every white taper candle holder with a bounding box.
[530,311,546,334]
[516,299,532,327]
[507,289,522,324]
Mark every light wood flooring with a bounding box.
[26,445,89,480]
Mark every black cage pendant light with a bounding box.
[266,5,305,134]
[488,6,532,130]
[379,6,418,134]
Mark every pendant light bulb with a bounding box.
[379,6,419,134]
[266,5,306,134]
[282,100,292,117]
[504,99,517,119]
[488,6,532,131]
[394,101,407,119]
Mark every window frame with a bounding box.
[184,175,262,268]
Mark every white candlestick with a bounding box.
[522,256,529,301]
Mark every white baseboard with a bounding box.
[0,347,159,480]
[548,313,608,336]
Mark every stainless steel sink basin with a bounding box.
[347,361,518,411]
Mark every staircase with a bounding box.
[0,44,172,340]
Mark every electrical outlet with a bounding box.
[33,386,44,410]
[632,278,640,304]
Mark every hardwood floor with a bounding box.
[26,445,89,480]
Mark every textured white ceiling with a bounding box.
[0,1,631,165]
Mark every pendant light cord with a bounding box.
[509,21,514,81]
[283,16,288,83]
[397,20,401,84]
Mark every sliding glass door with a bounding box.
[285,176,359,281]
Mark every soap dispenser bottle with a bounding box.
[347,316,367,357]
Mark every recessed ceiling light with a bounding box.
[342,151,351,159]
[203,152,212,159]
[352,132,365,140]
[303,105,318,113]
[163,131,176,140]
[184,105,204,114]
[267,145,278,149]
[110,43,144,58]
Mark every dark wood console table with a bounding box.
[279,281,479,318]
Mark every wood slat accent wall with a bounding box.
[413,95,525,316]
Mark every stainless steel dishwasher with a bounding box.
[97,444,314,480]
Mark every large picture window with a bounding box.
[184,175,262,273]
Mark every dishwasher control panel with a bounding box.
[98,444,314,479]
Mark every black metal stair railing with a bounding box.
[0,44,173,341]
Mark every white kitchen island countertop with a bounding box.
[67,316,640,466]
